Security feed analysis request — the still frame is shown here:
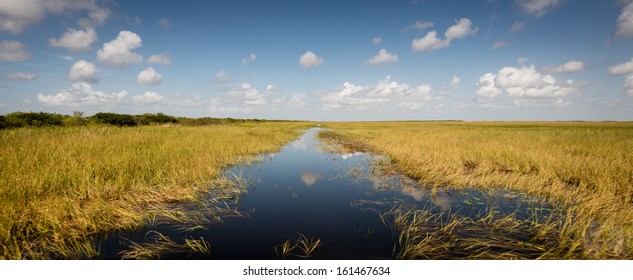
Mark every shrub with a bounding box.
[2,112,64,128]
[92,112,137,127]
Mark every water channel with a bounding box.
[98,128,552,259]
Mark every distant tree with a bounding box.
[92,112,137,127]
[2,112,64,128]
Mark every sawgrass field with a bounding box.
[2,120,632,259]
[321,121,633,259]
[0,122,310,259]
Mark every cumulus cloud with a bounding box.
[366,49,398,65]
[242,53,256,64]
[546,60,586,73]
[476,73,503,98]
[476,65,577,99]
[48,28,97,52]
[37,82,127,106]
[615,0,633,39]
[137,67,162,86]
[404,20,434,31]
[0,0,109,34]
[210,83,274,113]
[609,57,633,96]
[440,75,460,95]
[516,0,564,18]
[215,69,228,83]
[299,51,324,68]
[319,76,438,111]
[608,58,633,76]
[147,53,171,65]
[211,83,305,113]
[492,41,511,49]
[0,40,30,61]
[226,83,268,106]
[97,31,143,67]
[273,93,307,109]
[132,91,204,106]
[411,18,477,53]
[372,37,382,45]
[3,72,36,81]
[68,60,99,83]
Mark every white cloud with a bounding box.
[510,20,526,33]
[0,40,30,61]
[48,28,97,52]
[609,57,633,96]
[37,82,127,106]
[226,83,268,106]
[299,51,324,68]
[319,76,438,111]
[476,73,503,98]
[132,91,204,106]
[624,74,633,96]
[476,65,577,99]
[78,7,110,29]
[440,75,460,95]
[445,18,478,39]
[273,93,307,109]
[516,0,564,18]
[216,69,228,83]
[411,31,448,53]
[404,20,434,31]
[366,49,398,65]
[372,37,382,45]
[0,0,109,34]
[513,98,570,108]
[492,41,511,49]
[147,53,171,65]
[547,60,586,73]
[3,72,36,81]
[211,83,274,113]
[242,53,256,64]
[615,0,633,39]
[137,66,162,86]
[0,0,45,34]
[97,31,143,67]
[68,60,99,83]
[518,57,529,65]
[411,18,477,53]
[608,58,633,76]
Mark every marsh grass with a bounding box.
[0,122,309,259]
[120,231,211,259]
[321,121,633,259]
[275,233,321,259]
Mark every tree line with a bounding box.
[0,111,270,129]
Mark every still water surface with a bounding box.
[99,128,549,259]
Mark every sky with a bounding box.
[0,0,632,121]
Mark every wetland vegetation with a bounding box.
[1,116,631,260]
[0,117,310,259]
[320,121,633,259]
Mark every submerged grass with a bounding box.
[275,233,322,259]
[0,122,310,259]
[321,121,633,259]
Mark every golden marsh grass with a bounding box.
[321,121,633,259]
[0,122,310,259]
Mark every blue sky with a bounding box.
[1,0,632,121]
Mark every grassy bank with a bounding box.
[0,122,310,259]
[321,121,633,259]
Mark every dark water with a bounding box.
[97,128,551,259]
